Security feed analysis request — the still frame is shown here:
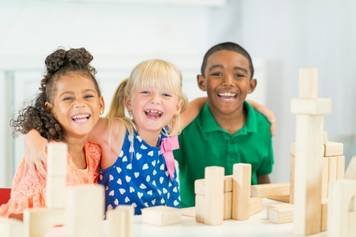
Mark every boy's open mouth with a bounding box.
[217,92,238,100]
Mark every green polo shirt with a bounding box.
[174,101,274,207]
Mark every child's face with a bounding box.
[198,50,256,118]
[126,87,181,136]
[50,72,104,139]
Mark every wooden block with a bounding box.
[290,143,296,156]
[328,156,338,195]
[328,180,356,237]
[321,158,329,203]
[298,67,319,98]
[107,205,133,237]
[345,156,356,180]
[293,115,324,235]
[141,206,181,226]
[251,183,290,198]
[0,217,24,237]
[336,156,345,179]
[349,211,356,237]
[268,195,290,203]
[248,197,263,216]
[65,184,104,237]
[195,194,205,223]
[47,142,67,176]
[267,203,293,224]
[224,192,232,220]
[232,163,251,220]
[23,208,64,237]
[321,202,327,232]
[324,142,344,157]
[204,166,224,225]
[194,175,232,195]
[180,207,195,217]
[290,154,295,204]
[291,98,332,115]
[46,176,66,209]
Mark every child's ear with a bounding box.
[197,74,207,92]
[125,96,132,112]
[99,96,105,115]
[44,102,53,111]
[248,78,257,94]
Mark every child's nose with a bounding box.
[74,99,86,108]
[222,74,234,85]
[150,93,161,104]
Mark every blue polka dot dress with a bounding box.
[99,130,180,215]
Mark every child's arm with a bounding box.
[24,129,48,172]
[180,97,207,129]
[258,175,271,184]
[247,99,276,136]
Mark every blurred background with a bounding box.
[1,0,355,186]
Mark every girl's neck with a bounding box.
[136,128,161,147]
[64,135,88,169]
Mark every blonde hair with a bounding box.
[107,59,187,136]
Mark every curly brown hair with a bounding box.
[11,48,101,141]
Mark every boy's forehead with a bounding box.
[205,50,250,72]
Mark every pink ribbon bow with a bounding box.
[160,136,180,179]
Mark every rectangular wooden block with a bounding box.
[107,205,134,237]
[298,67,319,98]
[23,208,64,237]
[349,211,356,237]
[321,158,329,203]
[267,203,293,224]
[47,142,67,176]
[195,194,205,223]
[324,142,344,157]
[248,197,263,216]
[291,98,332,115]
[0,217,24,237]
[293,115,324,235]
[194,175,232,195]
[141,206,180,226]
[204,166,224,225]
[180,207,195,217]
[268,195,290,203]
[251,183,290,198]
[232,163,251,220]
[65,184,104,237]
[290,154,295,204]
[321,202,327,232]
[224,192,232,220]
[46,176,66,209]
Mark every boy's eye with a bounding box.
[235,73,246,79]
[210,72,223,77]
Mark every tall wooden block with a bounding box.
[204,166,224,225]
[23,208,64,237]
[321,202,328,232]
[46,176,66,209]
[290,154,295,204]
[328,180,356,237]
[195,194,205,223]
[65,184,104,237]
[0,217,24,237]
[321,158,329,203]
[194,175,232,195]
[293,115,324,235]
[107,205,134,237]
[141,206,181,226]
[291,98,332,115]
[47,142,67,176]
[232,163,251,220]
[298,68,319,98]
[336,156,345,179]
[328,156,338,194]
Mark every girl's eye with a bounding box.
[84,94,95,99]
[162,93,172,97]
[63,97,74,101]
[140,91,150,95]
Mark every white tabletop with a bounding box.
[133,203,327,237]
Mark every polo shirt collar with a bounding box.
[199,101,257,135]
